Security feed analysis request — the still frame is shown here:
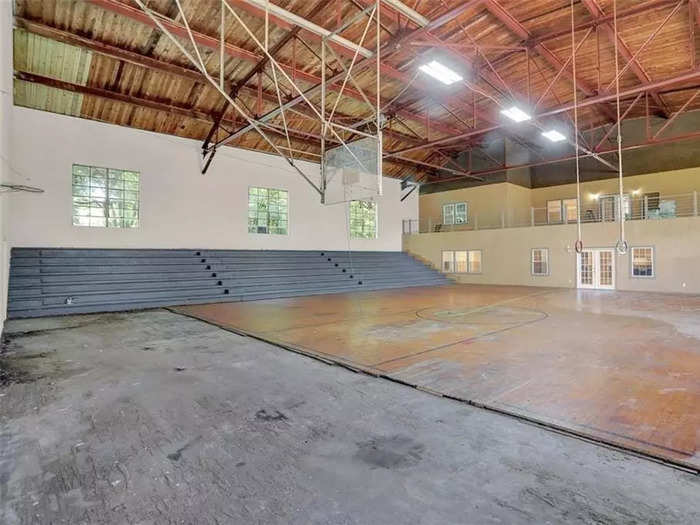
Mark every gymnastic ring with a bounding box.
[616,240,629,255]
[574,240,583,254]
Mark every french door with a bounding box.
[577,249,615,290]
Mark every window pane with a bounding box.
[454,251,468,273]
[454,203,468,224]
[468,250,482,273]
[349,200,377,239]
[443,204,455,225]
[442,251,454,273]
[248,187,288,235]
[563,199,578,223]
[632,247,654,277]
[532,248,548,276]
[547,200,562,223]
[72,165,140,228]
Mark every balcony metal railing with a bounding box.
[403,191,700,235]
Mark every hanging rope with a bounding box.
[571,0,583,254]
[613,0,628,254]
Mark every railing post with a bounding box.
[694,191,698,217]
[501,210,505,229]
[643,195,648,220]
[530,207,535,227]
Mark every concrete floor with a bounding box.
[1,309,699,524]
[175,284,700,470]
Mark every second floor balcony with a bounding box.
[404,191,700,235]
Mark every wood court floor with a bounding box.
[172,284,700,471]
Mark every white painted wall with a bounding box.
[8,106,418,251]
[0,0,13,332]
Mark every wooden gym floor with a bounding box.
[172,284,700,471]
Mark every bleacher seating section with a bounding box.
[7,248,449,318]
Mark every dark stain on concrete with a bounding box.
[167,436,201,461]
[0,359,31,386]
[355,435,425,469]
[255,409,288,422]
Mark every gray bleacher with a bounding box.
[7,248,449,318]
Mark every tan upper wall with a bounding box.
[420,167,700,225]
[420,182,531,228]
[404,217,700,294]
[530,167,700,209]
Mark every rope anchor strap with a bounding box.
[570,0,583,254]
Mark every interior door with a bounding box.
[577,249,615,290]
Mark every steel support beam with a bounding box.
[212,1,492,150]
[387,67,700,156]
[85,0,467,138]
[423,130,700,185]
[481,0,620,121]
[17,18,439,150]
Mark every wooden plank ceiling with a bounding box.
[12,0,700,182]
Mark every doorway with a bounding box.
[577,249,615,290]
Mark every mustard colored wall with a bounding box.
[419,167,700,227]
[530,167,700,210]
[420,182,533,229]
[404,217,700,294]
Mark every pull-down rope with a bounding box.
[571,0,583,254]
[613,0,628,254]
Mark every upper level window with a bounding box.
[72,164,140,228]
[600,194,631,221]
[248,187,288,235]
[631,247,654,277]
[547,199,577,224]
[443,202,467,225]
[349,200,377,239]
[531,248,549,276]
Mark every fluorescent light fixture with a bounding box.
[419,60,463,85]
[501,106,532,123]
[542,129,566,142]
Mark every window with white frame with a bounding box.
[547,200,563,223]
[442,250,481,273]
[443,202,468,225]
[72,164,140,228]
[563,199,578,223]
[248,187,288,235]
[547,199,578,224]
[454,251,468,273]
[467,250,482,273]
[349,200,377,239]
[442,251,455,273]
[600,194,631,221]
[531,248,549,276]
[631,246,654,277]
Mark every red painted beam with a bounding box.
[482,0,599,98]
[387,67,700,156]
[425,130,700,184]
